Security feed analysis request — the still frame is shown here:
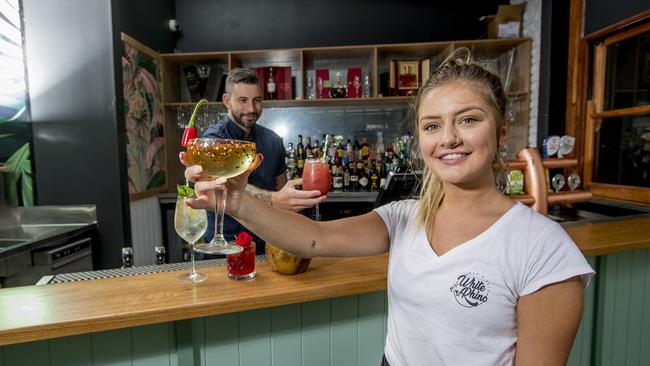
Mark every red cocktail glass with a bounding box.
[302,158,331,220]
[226,240,256,280]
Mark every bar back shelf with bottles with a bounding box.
[507,148,592,215]
[157,37,531,192]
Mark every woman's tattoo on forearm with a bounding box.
[311,240,316,249]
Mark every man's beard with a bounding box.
[233,112,258,130]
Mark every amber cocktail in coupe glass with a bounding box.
[186,138,257,254]
[302,158,331,221]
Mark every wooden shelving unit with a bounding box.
[158,38,532,192]
[507,148,592,214]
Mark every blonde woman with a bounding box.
[181,51,594,366]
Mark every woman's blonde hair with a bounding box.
[414,48,509,229]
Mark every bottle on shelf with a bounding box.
[121,247,133,269]
[379,161,388,189]
[154,246,166,265]
[361,137,370,162]
[370,162,379,191]
[363,74,371,98]
[297,134,305,175]
[330,72,347,98]
[267,67,276,100]
[343,163,351,190]
[350,163,360,191]
[376,132,385,156]
[306,136,313,158]
[332,162,344,191]
[358,162,370,191]
[337,137,344,159]
[286,142,296,180]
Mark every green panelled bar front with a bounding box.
[2,251,650,365]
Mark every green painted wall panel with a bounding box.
[239,309,272,366]
[49,334,92,366]
[92,328,132,366]
[191,318,206,366]
[204,313,238,365]
[270,304,301,366]
[330,295,359,366]
[594,248,650,366]
[595,253,615,365]
[625,249,646,366]
[611,252,632,365]
[132,323,172,366]
[641,249,650,366]
[567,256,597,366]
[0,347,4,366]
[3,340,49,366]
[358,292,386,366]
[302,300,331,366]
[174,320,195,366]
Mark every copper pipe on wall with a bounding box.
[517,148,548,215]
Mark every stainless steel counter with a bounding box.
[0,205,97,258]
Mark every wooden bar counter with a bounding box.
[1,216,650,347]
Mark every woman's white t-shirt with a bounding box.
[374,200,595,366]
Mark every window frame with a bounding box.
[582,19,650,203]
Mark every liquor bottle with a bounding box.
[337,138,344,159]
[357,161,370,191]
[379,161,388,189]
[327,134,337,163]
[312,138,321,159]
[361,137,370,162]
[286,142,296,180]
[370,162,379,191]
[329,72,347,98]
[376,132,385,156]
[353,136,361,161]
[297,134,305,174]
[121,247,133,269]
[154,246,166,265]
[267,67,276,100]
[332,163,343,191]
[363,74,371,98]
[306,136,313,158]
[350,163,359,191]
[343,163,351,191]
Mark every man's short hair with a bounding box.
[225,68,259,94]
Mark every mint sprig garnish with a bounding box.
[177,184,196,198]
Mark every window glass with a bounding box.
[594,114,650,186]
[604,30,650,110]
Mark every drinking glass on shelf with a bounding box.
[186,138,257,254]
[302,158,331,221]
[174,196,208,283]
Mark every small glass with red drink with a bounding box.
[302,158,331,220]
[226,232,256,280]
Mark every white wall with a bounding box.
[130,196,163,266]
[512,0,542,148]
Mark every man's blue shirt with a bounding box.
[201,116,287,253]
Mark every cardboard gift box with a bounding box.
[480,4,523,39]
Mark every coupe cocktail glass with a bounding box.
[302,158,331,221]
[186,138,257,254]
[174,196,208,283]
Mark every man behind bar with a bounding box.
[194,67,325,254]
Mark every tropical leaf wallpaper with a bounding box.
[0,0,33,207]
[122,44,166,196]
